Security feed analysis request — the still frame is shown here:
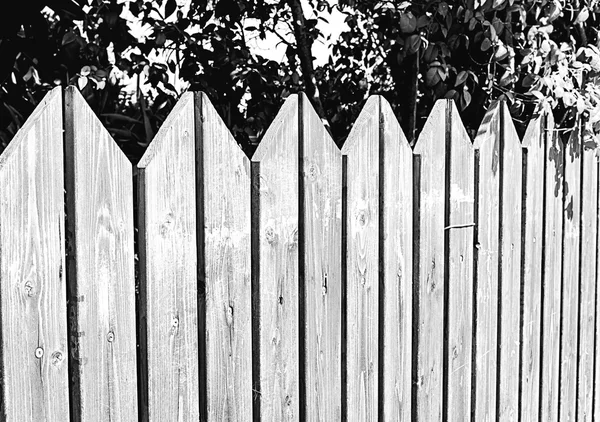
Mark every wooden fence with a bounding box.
[0,85,598,421]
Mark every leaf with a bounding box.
[438,2,449,17]
[459,90,472,110]
[78,76,88,90]
[481,38,492,51]
[455,70,468,86]
[400,12,417,33]
[165,0,176,18]
[426,67,441,86]
[406,34,421,54]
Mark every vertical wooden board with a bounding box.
[251,95,299,421]
[0,88,69,421]
[446,102,475,421]
[137,92,199,421]
[576,141,598,422]
[412,100,446,422]
[472,102,501,422]
[595,156,600,422]
[64,86,137,421]
[341,97,379,421]
[497,103,523,421]
[540,113,563,422]
[200,93,252,420]
[381,98,412,421]
[301,93,342,421]
[559,124,581,421]
[519,110,545,422]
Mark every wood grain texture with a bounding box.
[497,103,523,421]
[540,112,563,422]
[380,97,412,421]
[472,102,501,422]
[199,92,252,421]
[412,100,446,422]
[251,95,299,421]
[64,86,137,421]
[0,87,69,421]
[137,92,199,421]
[559,124,582,422]
[446,102,475,421]
[576,138,597,422]
[300,93,342,421]
[519,108,545,422]
[341,97,379,421]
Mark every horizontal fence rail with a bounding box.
[0,86,599,421]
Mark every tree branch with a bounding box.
[287,0,327,120]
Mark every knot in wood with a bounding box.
[24,280,34,297]
[265,226,276,244]
[35,347,44,359]
[226,306,234,325]
[160,213,175,236]
[357,210,368,226]
[107,331,115,343]
[51,351,64,366]
[306,162,319,181]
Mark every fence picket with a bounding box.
[64,86,137,421]
[577,138,598,421]
[198,92,252,420]
[497,103,523,421]
[0,87,69,421]
[251,95,300,421]
[137,92,199,421]
[341,97,380,421]
[446,102,475,420]
[300,93,342,421]
[412,100,447,421]
[540,112,564,422]
[520,107,546,422]
[559,123,582,421]
[380,97,412,421]
[473,101,501,422]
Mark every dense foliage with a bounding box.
[1,0,599,162]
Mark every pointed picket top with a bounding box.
[521,103,549,150]
[413,99,447,154]
[341,95,379,155]
[473,100,501,150]
[0,86,70,421]
[0,87,62,167]
[252,94,299,163]
[138,91,194,169]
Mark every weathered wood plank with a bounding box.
[198,92,252,420]
[559,124,581,422]
[497,103,523,421]
[251,95,299,421]
[576,137,598,422]
[595,154,600,421]
[412,100,446,422]
[380,97,412,421]
[473,102,501,422]
[137,92,199,421]
[300,93,342,421]
[540,112,563,422]
[64,86,137,421]
[0,87,69,421]
[519,107,545,422]
[341,97,379,421]
[446,102,475,421]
